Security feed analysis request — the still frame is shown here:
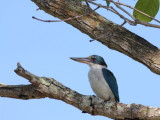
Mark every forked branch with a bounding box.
[88,0,160,28]
[31,0,160,75]
[1,63,160,119]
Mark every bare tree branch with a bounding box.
[31,0,160,75]
[1,63,160,119]
[0,84,44,99]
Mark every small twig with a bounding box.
[32,6,100,23]
[32,15,85,22]
[88,1,136,26]
[121,20,127,26]
[88,0,160,28]
[89,35,107,42]
[110,6,136,26]
[85,0,92,10]
[109,0,135,21]
[136,20,160,28]
[89,39,95,42]
[36,8,40,11]
[116,2,160,23]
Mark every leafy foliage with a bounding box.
[133,0,159,22]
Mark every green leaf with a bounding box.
[133,0,159,22]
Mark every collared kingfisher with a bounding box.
[71,55,119,102]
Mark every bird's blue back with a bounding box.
[102,68,119,102]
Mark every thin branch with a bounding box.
[32,15,86,22]
[116,2,160,23]
[121,20,127,26]
[88,0,136,25]
[88,0,160,28]
[32,6,100,22]
[85,0,92,10]
[136,20,160,28]
[110,6,137,26]
[110,0,136,21]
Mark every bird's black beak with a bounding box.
[70,57,91,64]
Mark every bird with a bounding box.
[71,55,119,102]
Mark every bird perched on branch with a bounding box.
[71,55,119,102]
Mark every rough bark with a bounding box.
[2,0,160,120]
[31,0,160,75]
[0,63,160,119]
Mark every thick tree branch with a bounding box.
[1,63,160,119]
[0,84,43,99]
[31,0,160,75]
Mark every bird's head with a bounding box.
[70,55,107,67]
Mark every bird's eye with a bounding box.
[91,57,96,60]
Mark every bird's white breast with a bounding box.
[88,64,115,101]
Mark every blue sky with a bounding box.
[0,0,160,120]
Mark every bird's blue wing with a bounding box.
[102,68,119,102]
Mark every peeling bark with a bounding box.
[0,84,43,99]
[1,63,160,119]
[31,0,160,75]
